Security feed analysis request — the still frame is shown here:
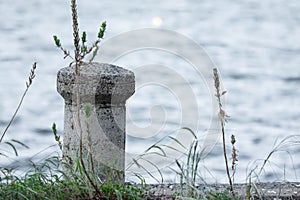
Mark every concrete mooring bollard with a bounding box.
[57,62,135,182]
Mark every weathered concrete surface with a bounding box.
[57,62,135,182]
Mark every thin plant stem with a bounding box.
[221,119,233,192]
[71,0,100,195]
[0,62,37,143]
[85,107,95,172]
[75,41,101,198]
[213,68,234,195]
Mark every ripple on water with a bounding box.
[284,76,300,82]
[33,128,53,135]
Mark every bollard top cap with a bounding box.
[57,62,135,104]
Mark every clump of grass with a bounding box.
[126,126,204,186]
[257,135,300,178]
[175,139,202,198]
[245,135,300,199]
[0,155,146,199]
[168,128,203,198]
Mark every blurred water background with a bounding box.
[0,0,299,183]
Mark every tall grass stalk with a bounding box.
[0,62,37,143]
[213,68,235,194]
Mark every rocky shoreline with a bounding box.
[140,182,300,199]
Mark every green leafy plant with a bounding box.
[52,123,62,151]
[53,0,107,197]
[53,1,106,70]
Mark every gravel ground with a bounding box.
[141,182,300,199]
